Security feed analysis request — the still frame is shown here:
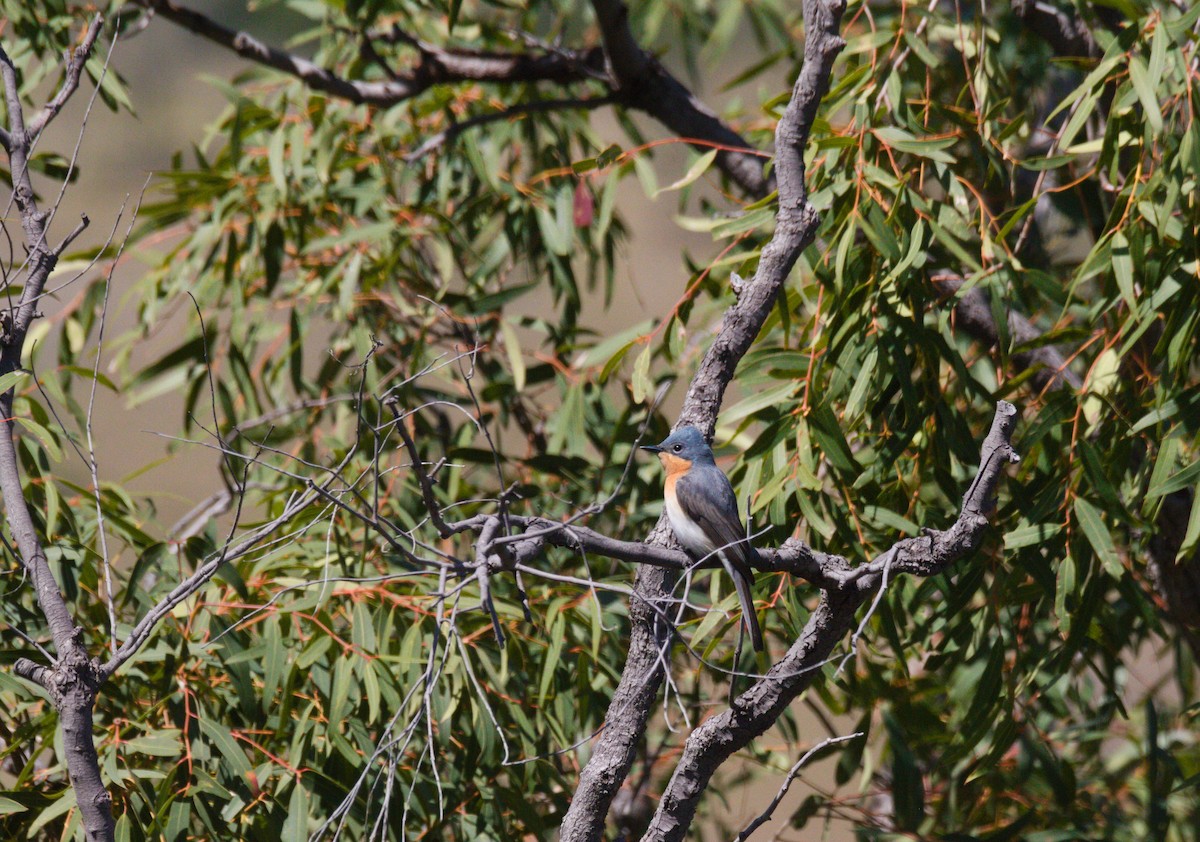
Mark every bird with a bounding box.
[642,426,764,651]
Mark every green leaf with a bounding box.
[1005,522,1063,551]
[197,716,253,780]
[862,505,919,536]
[125,730,183,757]
[19,417,63,462]
[1177,483,1200,562]
[28,789,74,836]
[873,126,957,164]
[720,382,794,425]
[538,610,565,704]
[807,404,860,477]
[1146,459,1200,500]
[1127,55,1163,133]
[630,343,653,404]
[599,340,636,384]
[281,781,309,842]
[536,204,570,256]
[1073,497,1122,578]
[633,154,658,197]
[653,149,718,196]
[499,319,526,392]
[1132,389,1200,433]
[0,370,29,395]
[268,128,287,192]
[0,796,26,816]
[1110,232,1139,318]
[1056,554,1077,634]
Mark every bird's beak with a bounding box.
[640,444,663,454]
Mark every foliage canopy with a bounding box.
[0,0,1197,839]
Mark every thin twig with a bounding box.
[735,732,865,840]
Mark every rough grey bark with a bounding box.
[558,0,847,838]
[0,17,116,842]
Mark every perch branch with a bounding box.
[558,0,847,838]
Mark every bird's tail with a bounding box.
[725,560,764,652]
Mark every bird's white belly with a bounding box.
[665,494,715,558]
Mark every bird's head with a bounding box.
[640,426,714,472]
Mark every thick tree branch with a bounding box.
[641,402,1019,841]
[675,0,844,434]
[559,2,846,839]
[589,0,773,199]
[0,21,114,842]
[448,512,849,590]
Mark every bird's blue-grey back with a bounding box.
[673,463,760,569]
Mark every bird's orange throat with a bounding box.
[657,452,692,478]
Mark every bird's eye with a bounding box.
[672,443,682,452]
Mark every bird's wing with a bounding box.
[674,468,764,651]
[673,469,759,574]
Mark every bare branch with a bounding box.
[141,0,603,106]
[735,731,864,840]
[86,187,149,657]
[53,213,90,256]
[387,396,455,539]
[167,480,281,541]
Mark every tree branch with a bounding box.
[0,20,114,841]
[140,0,773,197]
[558,2,847,839]
[26,15,105,140]
[454,513,850,590]
[589,0,773,199]
[675,0,844,435]
[933,276,1083,393]
[140,0,604,106]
